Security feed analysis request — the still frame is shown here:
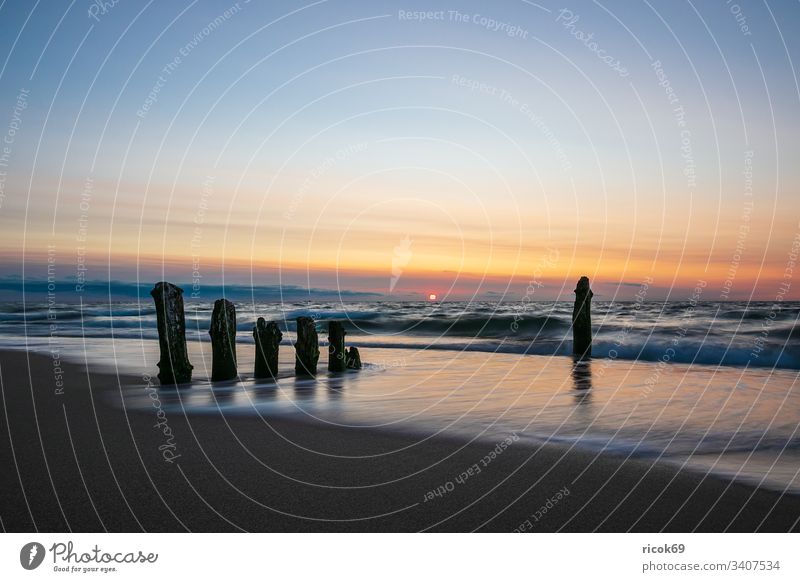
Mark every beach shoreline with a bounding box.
[1,349,798,532]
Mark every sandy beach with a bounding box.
[1,349,798,532]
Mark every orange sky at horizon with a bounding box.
[2,168,799,301]
[1,1,799,303]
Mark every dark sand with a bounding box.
[1,350,798,532]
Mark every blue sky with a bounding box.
[0,0,798,301]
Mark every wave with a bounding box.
[3,301,799,369]
[517,431,800,458]
[341,337,800,370]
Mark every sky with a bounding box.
[0,0,798,302]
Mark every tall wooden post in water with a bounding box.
[150,282,193,385]
[254,318,282,380]
[572,276,593,359]
[209,298,237,381]
[295,316,319,376]
[328,321,347,372]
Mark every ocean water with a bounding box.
[2,300,799,493]
[2,300,798,369]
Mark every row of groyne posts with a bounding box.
[149,276,595,385]
[150,282,362,385]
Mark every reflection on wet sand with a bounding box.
[124,347,800,493]
[571,356,592,404]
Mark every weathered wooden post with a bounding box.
[150,282,193,385]
[295,316,319,376]
[346,346,362,369]
[328,321,347,372]
[254,317,282,379]
[572,276,593,359]
[209,298,237,381]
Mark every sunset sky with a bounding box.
[0,0,798,301]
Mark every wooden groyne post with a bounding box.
[346,346,362,369]
[150,282,193,385]
[295,316,319,376]
[209,298,237,381]
[254,318,282,379]
[328,321,347,372]
[572,276,593,359]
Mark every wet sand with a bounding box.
[1,350,798,532]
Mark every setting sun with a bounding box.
[428,294,437,301]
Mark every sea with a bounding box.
[1,299,799,494]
